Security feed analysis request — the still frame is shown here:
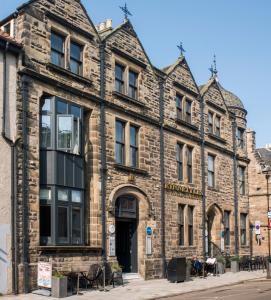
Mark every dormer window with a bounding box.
[128,70,138,99]
[115,63,125,94]
[215,115,221,137]
[208,112,214,133]
[208,111,221,137]
[51,31,65,67]
[176,94,193,124]
[185,99,192,124]
[70,41,82,75]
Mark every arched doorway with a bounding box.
[115,196,138,273]
[207,204,224,257]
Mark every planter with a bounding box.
[217,262,225,274]
[231,261,239,273]
[52,276,68,298]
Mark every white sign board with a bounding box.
[268,211,271,219]
[38,262,52,288]
[255,221,261,234]
[109,235,116,256]
[146,236,152,255]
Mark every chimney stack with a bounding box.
[246,128,256,153]
[95,19,113,33]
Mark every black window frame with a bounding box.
[237,128,245,149]
[130,125,139,168]
[70,41,83,75]
[115,63,125,94]
[185,99,192,124]
[176,93,183,120]
[176,143,184,181]
[215,115,221,137]
[188,205,194,246]
[178,204,185,246]
[208,111,214,133]
[208,154,215,188]
[128,69,138,99]
[116,119,126,165]
[51,31,65,68]
[239,166,246,195]
[186,146,193,184]
[224,210,230,246]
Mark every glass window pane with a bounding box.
[40,188,51,201]
[208,155,214,171]
[72,190,82,203]
[130,126,137,147]
[41,115,51,148]
[40,205,51,245]
[129,71,137,86]
[70,42,81,60]
[51,32,64,52]
[128,86,137,99]
[58,189,69,201]
[70,59,80,74]
[208,172,214,187]
[71,105,81,118]
[116,143,124,164]
[73,118,80,154]
[72,208,81,244]
[58,206,68,241]
[130,147,137,167]
[41,98,51,112]
[116,121,124,142]
[115,64,124,80]
[58,115,73,149]
[51,51,63,67]
[57,100,68,114]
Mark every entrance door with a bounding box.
[116,219,137,273]
[115,196,138,273]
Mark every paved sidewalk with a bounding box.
[0,270,266,300]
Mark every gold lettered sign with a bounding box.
[164,182,202,196]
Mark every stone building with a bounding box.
[247,130,271,256]
[0,0,250,294]
[0,30,22,294]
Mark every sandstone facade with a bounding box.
[0,0,250,294]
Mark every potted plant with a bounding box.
[111,262,123,285]
[230,256,240,273]
[216,256,226,274]
[52,271,68,298]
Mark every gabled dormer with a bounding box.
[101,19,160,119]
[163,55,200,135]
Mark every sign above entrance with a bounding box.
[164,182,202,196]
[146,226,152,236]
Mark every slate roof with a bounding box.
[255,148,271,168]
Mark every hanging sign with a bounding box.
[38,262,52,288]
[268,211,271,219]
[146,236,152,255]
[255,221,261,234]
[146,226,152,236]
[109,235,116,256]
[268,219,271,229]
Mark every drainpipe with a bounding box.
[1,42,19,294]
[199,95,206,259]
[159,79,166,277]
[232,119,239,255]
[99,42,107,261]
[21,75,29,293]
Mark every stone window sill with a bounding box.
[113,91,146,108]
[208,133,227,144]
[114,163,148,176]
[208,186,219,192]
[47,63,92,86]
[176,118,199,131]
[37,245,102,253]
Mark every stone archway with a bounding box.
[107,184,153,277]
[207,204,224,257]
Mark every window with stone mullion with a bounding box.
[224,211,230,246]
[185,99,192,124]
[178,204,185,246]
[70,41,82,75]
[215,115,221,136]
[186,146,193,183]
[116,120,125,164]
[239,166,246,195]
[115,64,125,93]
[208,111,214,133]
[130,125,138,168]
[240,213,247,245]
[208,155,215,188]
[237,128,244,149]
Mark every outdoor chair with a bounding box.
[81,263,103,289]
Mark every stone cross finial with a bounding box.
[177,42,186,57]
[120,3,132,20]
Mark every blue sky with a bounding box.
[2,0,271,147]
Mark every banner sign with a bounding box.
[255,221,261,234]
[268,219,271,229]
[38,262,52,288]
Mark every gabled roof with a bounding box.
[255,148,271,168]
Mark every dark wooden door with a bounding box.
[116,219,138,273]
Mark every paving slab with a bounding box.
[0,270,266,300]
